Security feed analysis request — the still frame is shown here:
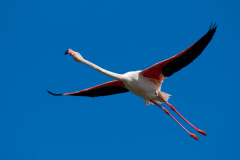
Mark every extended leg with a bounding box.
[165,102,207,136]
[150,100,199,141]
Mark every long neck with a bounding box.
[82,59,124,81]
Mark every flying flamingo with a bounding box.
[48,23,217,140]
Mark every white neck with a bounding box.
[71,51,125,81]
[81,59,125,81]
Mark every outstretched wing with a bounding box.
[47,80,129,97]
[141,23,217,80]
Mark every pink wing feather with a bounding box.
[47,80,128,97]
[141,23,217,80]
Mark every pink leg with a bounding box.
[165,102,207,136]
[150,100,199,141]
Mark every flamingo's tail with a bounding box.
[145,91,171,106]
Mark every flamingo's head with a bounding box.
[65,49,84,63]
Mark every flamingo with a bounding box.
[48,23,217,140]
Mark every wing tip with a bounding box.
[209,22,218,31]
[47,90,63,96]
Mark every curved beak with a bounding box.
[64,49,69,55]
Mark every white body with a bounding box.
[122,71,160,100]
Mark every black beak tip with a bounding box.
[64,49,69,55]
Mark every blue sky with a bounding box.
[1,0,240,159]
